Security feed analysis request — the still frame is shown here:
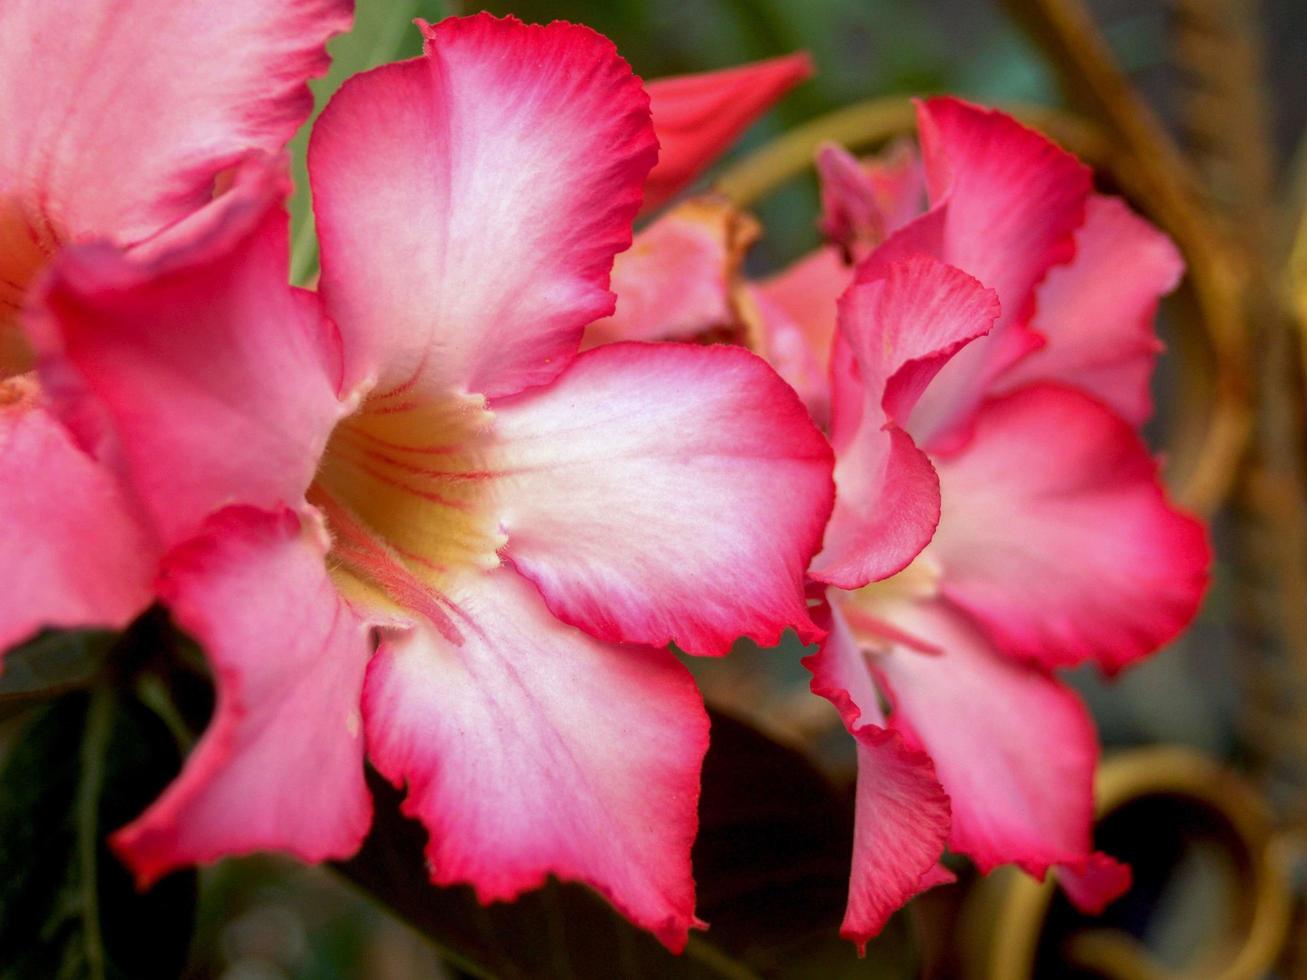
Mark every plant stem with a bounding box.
[75,683,112,980]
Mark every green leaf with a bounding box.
[0,689,197,980]
[0,631,114,704]
[336,709,918,977]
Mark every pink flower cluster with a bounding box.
[0,2,1206,953]
[763,112,1208,945]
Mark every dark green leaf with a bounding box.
[0,689,197,980]
[0,630,114,704]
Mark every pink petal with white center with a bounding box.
[0,0,348,248]
[885,98,1092,446]
[872,599,1121,884]
[28,172,342,548]
[932,384,1209,674]
[643,52,813,213]
[810,256,998,589]
[816,140,925,252]
[111,505,372,886]
[362,565,708,951]
[995,195,1182,425]
[310,13,657,401]
[803,597,951,947]
[490,342,833,654]
[583,196,756,348]
[747,245,851,425]
[0,377,152,652]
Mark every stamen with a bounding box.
[309,486,465,645]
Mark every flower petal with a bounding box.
[746,245,850,425]
[643,52,812,213]
[812,423,942,591]
[111,505,372,886]
[995,195,1182,425]
[881,98,1092,446]
[872,599,1116,881]
[810,255,998,589]
[843,733,955,948]
[0,0,348,247]
[28,170,342,548]
[0,378,152,651]
[816,139,925,252]
[1058,852,1132,915]
[804,598,951,948]
[931,385,1209,673]
[490,342,833,653]
[362,565,708,950]
[311,13,657,400]
[914,97,1089,321]
[583,196,757,348]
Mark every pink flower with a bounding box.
[26,14,834,950]
[592,96,1210,947]
[642,52,813,214]
[0,0,351,650]
[782,99,1209,947]
[0,2,807,659]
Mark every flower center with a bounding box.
[0,194,62,377]
[853,551,942,608]
[835,551,942,654]
[0,372,38,408]
[308,388,506,631]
